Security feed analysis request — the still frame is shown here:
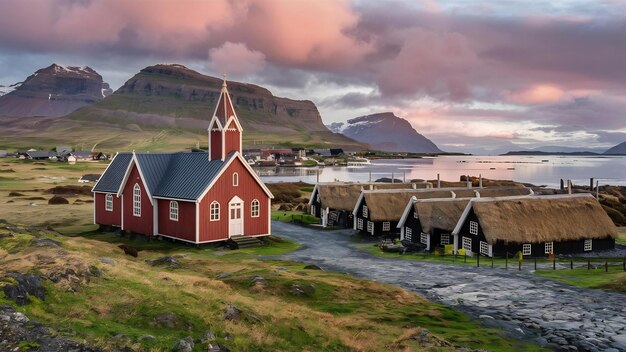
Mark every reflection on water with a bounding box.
[256,155,626,187]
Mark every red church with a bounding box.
[92,78,273,244]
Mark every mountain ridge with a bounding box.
[328,112,442,153]
[0,64,110,117]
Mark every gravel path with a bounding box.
[272,221,626,352]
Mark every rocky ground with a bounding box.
[0,305,98,352]
[272,221,626,352]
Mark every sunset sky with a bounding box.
[1,0,625,153]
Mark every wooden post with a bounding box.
[317,169,320,183]
[570,259,573,270]
[477,254,480,267]
[560,178,564,190]
[437,173,441,188]
[588,259,591,270]
[605,261,609,272]
[491,256,494,268]
[464,252,467,263]
[590,178,594,191]
[553,258,556,270]
[534,258,537,270]
[505,252,508,270]
[518,260,521,271]
[403,172,406,183]
[596,180,600,200]
[391,172,395,183]
[479,174,483,188]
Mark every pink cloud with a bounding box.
[209,42,266,75]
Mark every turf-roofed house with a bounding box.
[92,78,273,244]
[452,194,616,257]
[397,187,533,251]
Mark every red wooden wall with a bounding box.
[210,130,223,160]
[122,165,153,236]
[224,123,240,155]
[157,199,196,242]
[94,192,121,227]
[199,157,269,242]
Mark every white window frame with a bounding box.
[105,193,113,212]
[480,241,489,256]
[420,233,428,245]
[133,184,141,217]
[440,234,450,245]
[232,172,239,186]
[413,211,418,219]
[522,243,532,256]
[169,201,179,221]
[251,199,260,218]
[545,242,553,254]
[357,218,363,230]
[584,239,592,251]
[469,221,478,235]
[362,205,368,218]
[462,237,472,252]
[210,201,220,221]
[311,204,316,216]
[382,222,390,231]
[367,221,373,234]
[405,227,412,241]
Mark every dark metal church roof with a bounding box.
[92,151,234,201]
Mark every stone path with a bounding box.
[271,221,626,352]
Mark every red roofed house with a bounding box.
[92,77,274,244]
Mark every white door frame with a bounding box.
[228,196,244,238]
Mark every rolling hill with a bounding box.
[0,64,364,152]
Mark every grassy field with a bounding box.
[271,211,320,225]
[359,238,626,293]
[0,224,546,352]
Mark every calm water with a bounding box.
[256,155,626,187]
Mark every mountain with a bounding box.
[604,142,626,155]
[530,145,608,154]
[327,112,442,153]
[0,64,111,117]
[66,64,363,150]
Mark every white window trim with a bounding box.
[545,242,553,254]
[232,172,239,186]
[251,199,260,218]
[420,233,428,245]
[480,241,489,256]
[382,222,390,231]
[413,211,418,219]
[169,201,179,221]
[367,221,373,234]
[357,218,363,230]
[522,243,532,256]
[469,221,478,235]
[362,205,368,218]
[210,201,220,221]
[133,183,141,217]
[105,193,113,212]
[440,234,450,245]
[584,239,592,251]
[405,227,412,241]
[462,237,472,252]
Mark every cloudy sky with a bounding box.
[1,0,625,153]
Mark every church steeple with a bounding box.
[208,74,243,161]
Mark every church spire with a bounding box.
[208,73,243,161]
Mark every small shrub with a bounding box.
[48,196,69,205]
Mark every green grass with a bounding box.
[271,211,320,225]
[535,267,626,292]
[0,223,547,351]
